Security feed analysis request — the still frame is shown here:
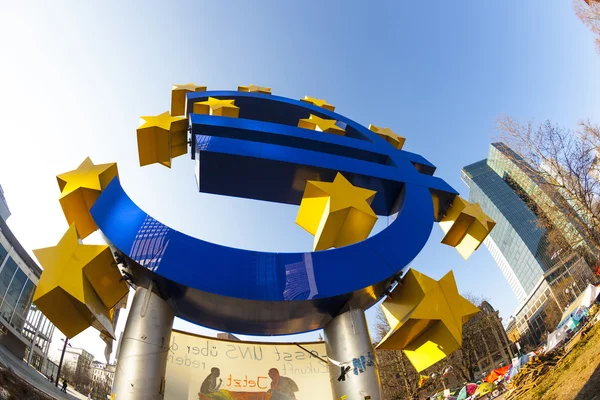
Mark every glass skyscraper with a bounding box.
[462,143,594,346]
[462,151,553,301]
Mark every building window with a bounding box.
[0,243,8,265]
[15,279,34,316]
[1,268,26,323]
[0,257,18,299]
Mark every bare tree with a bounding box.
[373,294,516,398]
[573,0,600,53]
[541,300,563,342]
[497,116,600,266]
[91,375,112,400]
[61,362,92,393]
[373,304,391,343]
[373,306,421,400]
[449,294,489,383]
[61,363,74,383]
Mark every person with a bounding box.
[199,368,231,400]
[62,379,68,393]
[49,375,54,383]
[268,368,298,400]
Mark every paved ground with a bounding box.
[0,344,87,400]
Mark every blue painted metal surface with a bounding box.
[91,91,459,334]
[189,91,455,216]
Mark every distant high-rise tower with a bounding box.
[0,184,10,221]
[462,143,594,346]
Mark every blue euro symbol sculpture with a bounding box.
[91,91,458,335]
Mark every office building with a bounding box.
[23,305,56,376]
[91,361,116,389]
[465,301,515,376]
[0,185,55,372]
[63,347,95,377]
[0,213,54,359]
[90,361,116,400]
[462,143,595,347]
[0,185,9,221]
[505,317,519,343]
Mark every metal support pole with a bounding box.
[56,337,68,387]
[112,286,174,400]
[324,309,382,400]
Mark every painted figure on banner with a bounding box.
[268,368,299,400]
[199,368,233,400]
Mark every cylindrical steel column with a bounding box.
[113,286,174,400]
[324,309,382,400]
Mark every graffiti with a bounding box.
[352,352,375,375]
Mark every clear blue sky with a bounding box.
[1,1,599,361]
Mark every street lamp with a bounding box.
[56,336,71,388]
[565,282,578,303]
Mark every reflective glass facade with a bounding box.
[0,209,55,363]
[0,226,36,332]
[487,143,594,258]
[462,143,595,347]
[462,156,552,299]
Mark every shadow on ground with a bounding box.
[0,344,83,400]
[575,362,600,400]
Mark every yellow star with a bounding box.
[193,97,240,118]
[377,269,479,372]
[297,114,346,136]
[171,83,207,116]
[137,111,188,169]
[296,173,378,251]
[300,96,335,112]
[56,157,119,239]
[33,225,129,339]
[369,124,406,150]
[238,84,271,94]
[440,196,496,260]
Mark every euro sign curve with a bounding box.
[90,91,458,335]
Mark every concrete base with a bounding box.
[0,328,26,360]
[112,286,174,400]
[324,309,382,400]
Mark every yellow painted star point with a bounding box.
[377,269,479,372]
[369,124,405,150]
[296,172,378,251]
[298,114,346,136]
[238,84,271,94]
[56,157,119,239]
[172,83,206,92]
[138,111,187,131]
[193,97,240,118]
[300,96,335,112]
[137,111,188,169]
[32,225,128,339]
[171,83,207,116]
[440,196,496,260]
